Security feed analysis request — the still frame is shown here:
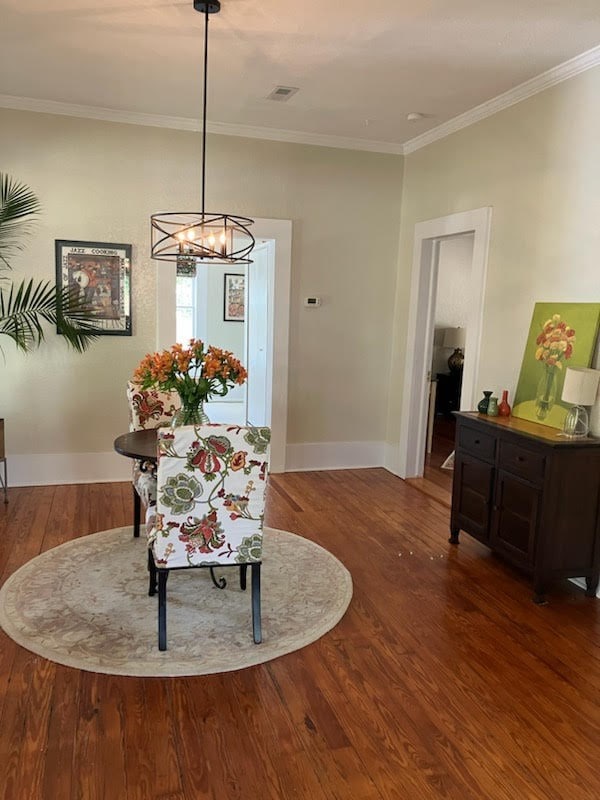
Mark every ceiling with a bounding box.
[1,0,599,151]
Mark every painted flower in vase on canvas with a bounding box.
[533,315,575,420]
[513,303,600,430]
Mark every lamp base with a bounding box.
[561,404,589,438]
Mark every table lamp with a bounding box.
[561,366,600,438]
[591,380,600,438]
[443,327,466,372]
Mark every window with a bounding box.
[176,276,195,344]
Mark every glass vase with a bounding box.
[171,400,210,428]
[535,366,558,421]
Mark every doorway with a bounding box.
[156,218,291,473]
[397,207,492,479]
[425,233,474,492]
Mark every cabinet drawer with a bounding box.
[458,425,496,462]
[499,441,545,484]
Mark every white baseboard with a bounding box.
[569,577,600,599]
[5,440,387,487]
[285,441,385,472]
[383,442,402,477]
[7,452,131,487]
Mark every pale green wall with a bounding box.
[387,65,600,448]
[3,62,599,467]
[0,108,403,456]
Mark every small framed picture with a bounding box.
[224,273,245,322]
[55,239,132,336]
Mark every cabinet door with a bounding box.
[452,453,494,544]
[490,470,541,568]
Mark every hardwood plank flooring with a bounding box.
[0,471,599,799]
[406,423,454,508]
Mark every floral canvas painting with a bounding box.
[512,303,600,429]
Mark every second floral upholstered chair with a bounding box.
[126,382,180,537]
[147,423,271,651]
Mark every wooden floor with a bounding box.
[1,472,599,800]
[406,417,455,507]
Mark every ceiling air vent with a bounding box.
[267,86,299,102]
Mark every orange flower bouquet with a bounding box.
[534,315,576,420]
[134,339,247,426]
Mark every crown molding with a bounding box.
[0,94,404,155]
[2,42,599,158]
[207,120,404,154]
[402,44,600,155]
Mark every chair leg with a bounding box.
[1,458,7,504]
[158,569,169,651]
[133,486,141,538]
[148,548,157,596]
[240,564,247,591]
[251,563,262,644]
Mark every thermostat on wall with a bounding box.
[304,297,321,307]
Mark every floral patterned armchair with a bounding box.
[148,424,271,651]
[126,382,180,537]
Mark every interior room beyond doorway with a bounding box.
[426,233,475,492]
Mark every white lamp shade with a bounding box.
[561,367,600,406]
[443,327,466,350]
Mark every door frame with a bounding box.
[397,207,492,478]
[244,239,274,429]
[156,217,291,473]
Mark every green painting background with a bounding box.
[512,302,600,429]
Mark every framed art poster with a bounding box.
[512,302,600,429]
[224,273,245,322]
[55,239,132,336]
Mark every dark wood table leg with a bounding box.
[585,575,599,598]
[133,486,141,538]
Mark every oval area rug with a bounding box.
[0,526,352,677]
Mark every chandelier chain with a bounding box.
[201,5,209,217]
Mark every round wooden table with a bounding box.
[113,429,159,464]
[114,429,160,538]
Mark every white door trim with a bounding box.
[396,207,492,478]
[156,217,292,473]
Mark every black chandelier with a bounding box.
[151,1,254,271]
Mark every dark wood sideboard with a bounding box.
[450,412,600,603]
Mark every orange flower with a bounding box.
[131,339,247,402]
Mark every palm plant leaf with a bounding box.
[0,279,101,353]
[0,174,42,269]
[0,172,101,354]
[56,286,102,353]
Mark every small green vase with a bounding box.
[487,396,499,417]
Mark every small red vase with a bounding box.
[498,389,511,417]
